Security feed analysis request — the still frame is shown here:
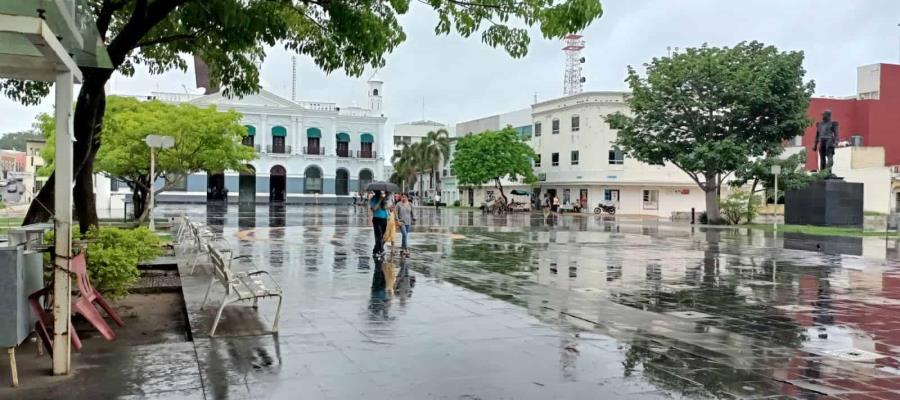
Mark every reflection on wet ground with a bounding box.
[170,204,900,399]
[14,203,900,399]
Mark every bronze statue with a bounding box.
[812,109,839,172]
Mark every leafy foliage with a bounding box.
[0,131,43,151]
[731,149,825,201]
[46,227,163,299]
[38,96,255,218]
[451,127,536,201]
[719,190,760,225]
[390,142,422,191]
[606,41,814,221]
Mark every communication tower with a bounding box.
[562,34,586,96]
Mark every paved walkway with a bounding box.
[5,204,900,399]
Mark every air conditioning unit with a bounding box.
[850,135,863,146]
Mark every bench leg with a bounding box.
[8,348,17,388]
[200,277,217,310]
[252,298,259,310]
[210,296,236,338]
[272,295,283,333]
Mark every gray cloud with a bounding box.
[2,0,898,134]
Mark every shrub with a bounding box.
[453,200,461,207]
[45,226,162,299]
[720,190,761,225]
[699,212,708,225]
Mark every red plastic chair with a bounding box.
[70,253,125,341]
[28,286,82,353]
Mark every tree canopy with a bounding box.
[451,126,536,201]
[5,0,604,232]
[0,131,43,152]
[38,96,255,218]
[606,41,814,221]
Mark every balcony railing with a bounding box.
[357,150,377,159]
[254,144,261,152]
[337,149,350,158]
[303,146,325,155]
[266,145,291,154]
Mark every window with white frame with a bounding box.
[608,149,625,165]
[534,154,541,167]
[571,150,579,165]
[551,152,559,166]
[552,119,560,134]
[534,122,542,137]
[642,189,659,210]
[571,115,580,132]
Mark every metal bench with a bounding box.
[185,221,226,275]
[200,243,283,337]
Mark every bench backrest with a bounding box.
[206,243,234,293]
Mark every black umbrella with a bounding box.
[366,181,400,193]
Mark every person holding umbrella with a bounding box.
[367,182,399,259]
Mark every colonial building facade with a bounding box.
[151,77,387,205]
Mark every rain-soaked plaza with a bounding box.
[7,204,900,400]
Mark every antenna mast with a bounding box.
[562,34,586,96]
[291,56,297,102]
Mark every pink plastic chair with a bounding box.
[70,253,125,341]
[28,286,83,353]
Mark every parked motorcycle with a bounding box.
[594,203,616,215]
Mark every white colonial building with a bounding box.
[531,91,706,217]
[142,76,387,205]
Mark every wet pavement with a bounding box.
[7,204,900,399]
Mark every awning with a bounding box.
[360,133,374,143]
[307,127,321,138]
[336,132,350,142]
[245,125,256,137]
[272,126,287,137]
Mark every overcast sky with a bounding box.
[1,0,898,135]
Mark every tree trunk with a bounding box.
[22,174,55,224]
[22,68,111,233]
[704,175,721,223]
[131,182,148,222]
[495,178,507,204]
[747,180,758,223]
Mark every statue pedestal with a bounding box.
[784,179,864,227]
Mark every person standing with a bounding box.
[433,192,441,210]
[396,194,414,256]
[369,191,391,258]
[552,194,560,214]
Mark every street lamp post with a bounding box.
[144,135,175,230]
[771,165,782,232]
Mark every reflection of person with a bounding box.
[369,191,391,258]
[396,194,413,256]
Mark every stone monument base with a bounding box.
[784,179,864,227]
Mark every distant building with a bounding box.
[23,139,47,204]
[531,91,705,217]
[0,149,25,179]
[391,120,453,201]
[147,76,388,205]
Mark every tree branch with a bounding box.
[95,0,128,39]
[137,31,205,48]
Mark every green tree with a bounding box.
[419,129,451,195]
[390,142,421,192]
[731,148,825,216]
[606,41,814,223]
[451,127,536,204]
[4,0,604,233]
[0,131,43,152]
[37,96,255,220]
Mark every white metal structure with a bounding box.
[144,135,174,230]
[1,1,111,377]
[562,34,586,96]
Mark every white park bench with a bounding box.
[199,243,283,337]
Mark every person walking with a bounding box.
[369,191,391,258]
[552,194,560,214]
[396,194,414,256]
[433,192,441,211]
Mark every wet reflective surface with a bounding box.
[10,204,900,399]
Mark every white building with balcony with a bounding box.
[148,76,387,205]
[531,91,706,217]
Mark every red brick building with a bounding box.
[801,63,900,170]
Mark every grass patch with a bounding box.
[0,217,23,235]
[745,223,899,237]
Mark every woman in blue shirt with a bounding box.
[369,191,391,258]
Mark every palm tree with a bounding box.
[390,143,421,192]
[419,129,451,199]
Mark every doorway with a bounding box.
[239,165,256,204]
[336,169,349,196]
[270,165,286,202]
[207,171,225,201]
